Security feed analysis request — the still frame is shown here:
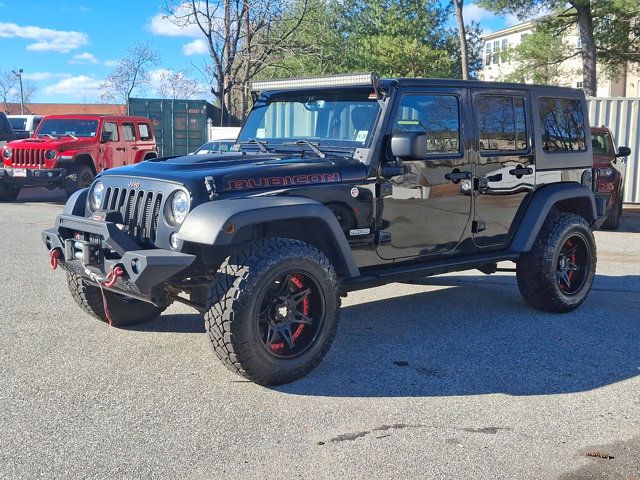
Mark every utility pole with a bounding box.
[12,69,24,114]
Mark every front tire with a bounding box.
[205,238,340,386]
[0,183,20,202]
[64,164,94,198]
[67,272,165,327]
[516,213,596,313]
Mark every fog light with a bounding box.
[581,169,593,188]
[131,258,141,274]
[169,232,180,250]
[47,171,53,178]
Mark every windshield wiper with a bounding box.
[38,134,55,139]
[283,140,326,159]
[241,139,269,153]
[61,134,78,140]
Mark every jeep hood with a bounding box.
[7,136,95,151]
[98,152,368,195]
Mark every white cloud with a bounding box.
[148,11,201,38]
[20,72,71,81]
[104,59,118,67]
[70,52,98,64]
[0,22,89,53]
[182,38,207,56]
[44,75,102,99]
[463,3,496,24]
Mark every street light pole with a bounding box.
[12,69,24,114]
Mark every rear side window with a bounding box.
[138,123,152,141]
[539,97,586,152]
[393,94,461,155]
[122,122,136,141]
[476,95,527,152]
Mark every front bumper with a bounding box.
[1,167,66,187]
[42,214,196,305]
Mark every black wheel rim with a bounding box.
[556,234,590,295]
[256,271,325,359]
[80,171,94,188]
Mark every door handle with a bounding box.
[444,169,472,184]
[508,166,533,178]
[132,146,139,151]
[115,147,126,151]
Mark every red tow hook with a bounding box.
[49,248,62,270]
[103,265,125,288]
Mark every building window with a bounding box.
[502,39,508,50]
[576,37,583,50]
[485,42,492,66]
[539,97,587,152]
[576,81,583,89]
[492,41,500,64]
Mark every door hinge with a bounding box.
[378,230,392,244]
[472,220,486,233]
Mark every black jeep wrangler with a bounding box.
[43,73,609,385]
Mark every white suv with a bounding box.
[7,115,43,139]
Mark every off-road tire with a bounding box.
[64,164,94,198]
[601,196,622,230]
[516,213,596,313]
[0,183,20,202]
[67,272,165,327]
[205,238,340,386]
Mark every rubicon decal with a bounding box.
[225,172,341,191]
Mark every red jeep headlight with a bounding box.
[45,149,57,160]
[2,147,11,160]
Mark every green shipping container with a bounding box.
[128,98,215,157]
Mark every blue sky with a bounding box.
[0,0,518,104]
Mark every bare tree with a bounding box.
[19,80,37,106]
[155,69,207,99]
[164,0,310,121]
[0,70,17,113]
[452,0,469,80]
[100,41,161,108]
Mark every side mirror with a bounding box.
[616,146,631,158]
[390,132,428,160]
[101,131,113,143]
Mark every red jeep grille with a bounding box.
[10,148,46,168]
[103,186,163,244]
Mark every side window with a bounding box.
[102,122,119,142]
[476,95,527,152]
[539,97,586,152]
[393,94,460,155]
[138,123,152,141]
[122,122,136,141]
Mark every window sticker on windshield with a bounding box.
[256,128,266,138]
[355,130,368,142]
[398,120,420,125]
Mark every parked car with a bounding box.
[7,115,44,139]
[0,112,16,147]
[591,126,630,230]
[43,74,608,385]
[192,139,236,155]
[0,115,157,201]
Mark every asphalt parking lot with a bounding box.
[1,188,639,480]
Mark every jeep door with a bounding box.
[99,121,123,170]
[376,88,473,260]
[471,90,535,247]
[120,121,138,164]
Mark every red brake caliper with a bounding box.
[566,240,576,284]
[270,275,310,352]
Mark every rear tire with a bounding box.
[516,213,596,313]
[601,196,622,230]
[67,272,164,327]
[205,238,340,385]
[0,183,20,202]
[64,164,94,198]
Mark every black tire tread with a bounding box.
[205,238,340,385]
[516,213,596,313]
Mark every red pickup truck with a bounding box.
[0,115,157,201]
[591,126,631,230]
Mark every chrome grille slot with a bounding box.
[101,186,163,245]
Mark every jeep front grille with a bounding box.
[102,186,163,244]
[11,148,46,168]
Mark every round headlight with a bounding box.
[45,149,57,160]
[2,148,11,160]
[89,181,104,211]
[171,190,190,224]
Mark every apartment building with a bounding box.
[479,20,640,97]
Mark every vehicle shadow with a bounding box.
[12,188,67,205]
[275,273,640,397]
[125,312,205,334]
[605,210,640,233]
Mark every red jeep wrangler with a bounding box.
[0,115,157,201]
[591,126,631,230]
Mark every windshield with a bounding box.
[8,118,27,130]
[591,132,612,154]
[238,90,380,148]
[36,118,99,138]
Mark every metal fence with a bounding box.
[587,97,640,204]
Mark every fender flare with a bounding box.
[63,188,89,216]
[510,183,597,252]
[176,195,360,278]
